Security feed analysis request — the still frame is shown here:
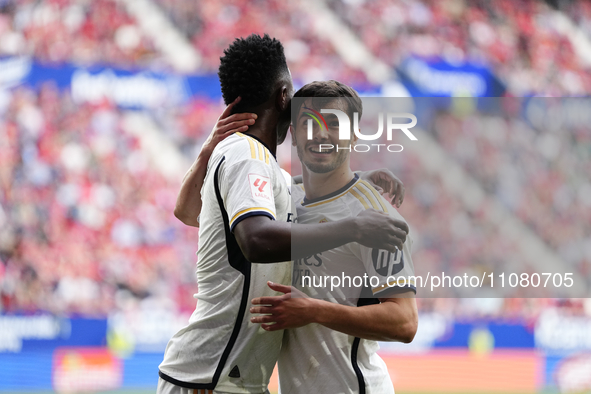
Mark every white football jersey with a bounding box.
[159,133,292,393]
[279,175,415,394]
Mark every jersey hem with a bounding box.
[159,370,215,390]
[159,371,268,393]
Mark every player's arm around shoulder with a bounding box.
[173,96,257,227]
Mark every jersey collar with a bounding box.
[302,173,359,206]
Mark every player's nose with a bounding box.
[313,124,330,141]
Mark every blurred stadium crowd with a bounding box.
[0,0,590,320]
[0,84,203,316]
[327,0,591,95]
[430,103,591,277]
[156,0,368,83]
[0,0,162,67]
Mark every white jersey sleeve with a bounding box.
[280,168,292,194]
[351,225,416,297]
[220,157,278,232]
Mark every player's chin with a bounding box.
[305,162,336,174]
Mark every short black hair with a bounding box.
[218,34,289,113]
[292,80,363,120]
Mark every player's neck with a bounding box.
[303,164,355,201]
[244,108,278,156]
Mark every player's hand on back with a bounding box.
[201,96,257,158]
[353,209,408,253]
[359,168,405,208]
[250,282,316,331]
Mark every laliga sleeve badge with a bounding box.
[248,174,272,202]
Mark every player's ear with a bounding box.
[290,124,296,146]
[276,85,290,113]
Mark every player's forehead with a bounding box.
[296,97,350,119]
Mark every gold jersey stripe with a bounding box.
[257,141,264,162]
[237,132,270,163]
[230,207,276,225]
[303,182,359,208]
[242,135,257,159]
[357,182,384,211]
[236,132,258,160]
[360,180,389,212]
[354,184,381,211]
[349,188,369,209]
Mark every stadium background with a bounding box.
[0,0,590,393]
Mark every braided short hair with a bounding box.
[218,34,289,113]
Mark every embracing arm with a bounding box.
[311,295,418,342]
[234,212,408,263]
[174,97,257,227]
[250,283,418,342]
[174,150,211,227]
